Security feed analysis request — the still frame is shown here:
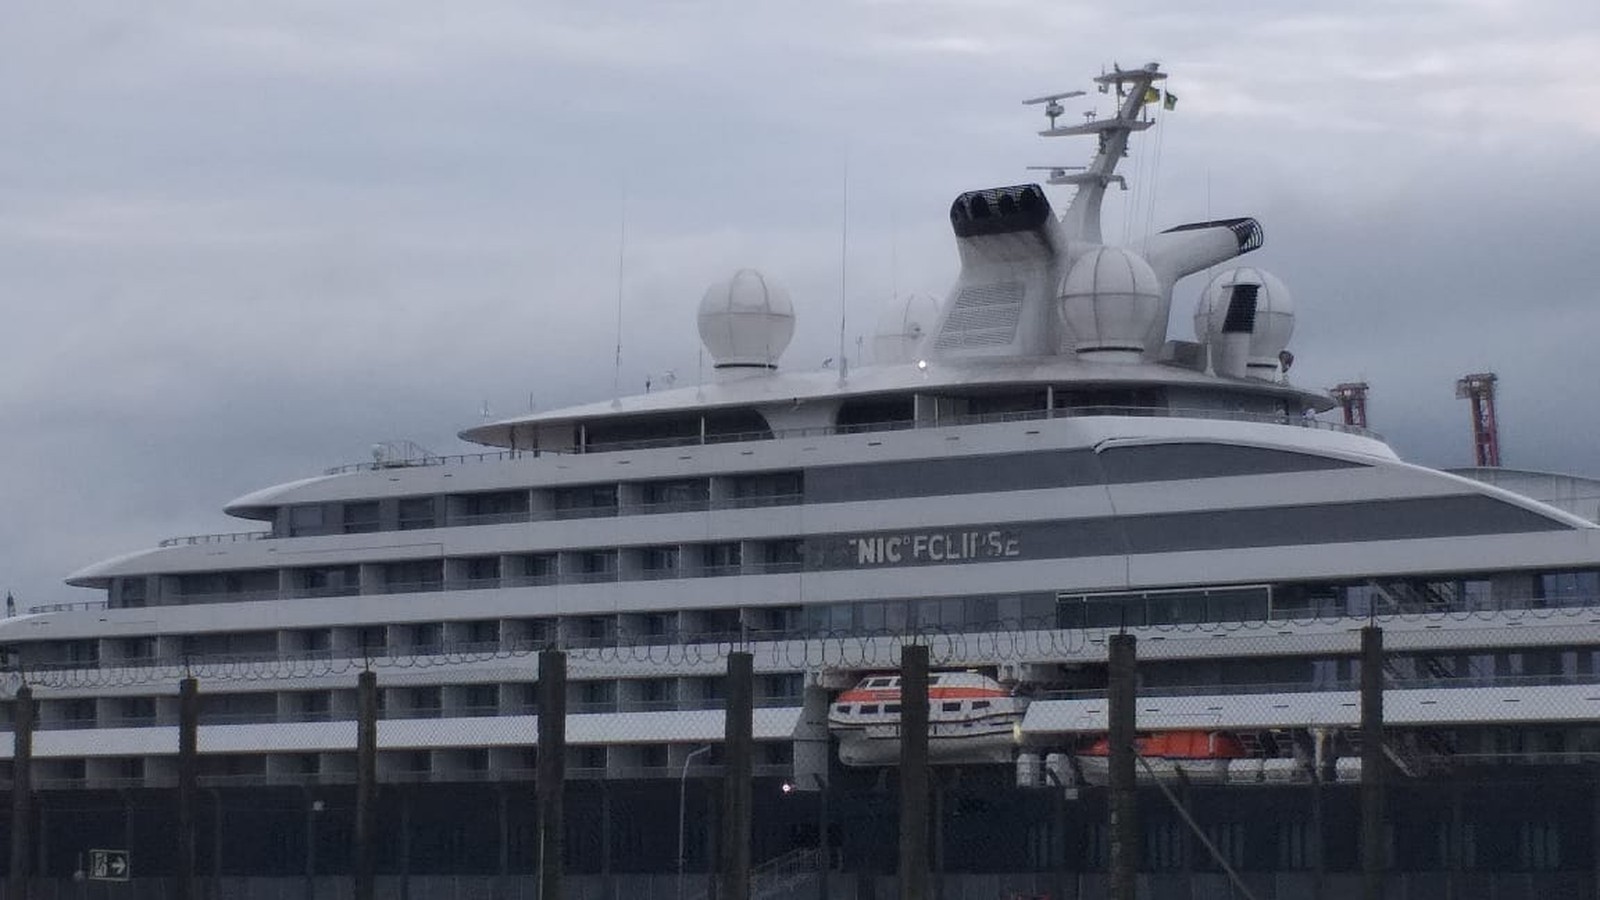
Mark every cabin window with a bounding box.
[859,705,879,715]
[834,704,851,714]
[867,678,893,688]
[884,704,901,714]
[397,497,437,530]
[836,396,915,432]
[972,700,990,710]
[288,504,328,537]
[342,501,380,534]
[941,702,962,712]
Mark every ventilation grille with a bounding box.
[1222,284,1259,334]
[934,282,1025,349]
[1161,217,1265,254]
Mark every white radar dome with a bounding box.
[872,293,939,365]
[1057,246,1162,362]
[697,269,795,372]
[1194,267,1295,380]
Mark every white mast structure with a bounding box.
[1025,63,1165,243]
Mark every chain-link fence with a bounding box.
[4,617,1600,899]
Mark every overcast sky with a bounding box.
[2,0,1597,607]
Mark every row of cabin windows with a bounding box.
[17,741,791,782]
[122,539,807,607]
[280,473,800,538]
[29,675,806,730]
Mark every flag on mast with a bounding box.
[1163,90,1178,111]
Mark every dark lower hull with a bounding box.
[5,765,1599,886]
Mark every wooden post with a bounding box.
[8,683,34,900]
[1107,633,1138,900]
[1360,626,1385,900]
[898,644,930,900]
[721,652,754,900]
[177,677,199,900]
[538,650,567,900]
[355,669,377,900]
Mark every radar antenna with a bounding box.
[1022,90,1085,130]
[1024,61,1167,243]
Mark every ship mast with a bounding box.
[1025,62,1166,244]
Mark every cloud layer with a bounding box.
[3,0,1597,605]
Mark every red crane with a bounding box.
[1455,372,1501,467]
[1329,382,1370,429]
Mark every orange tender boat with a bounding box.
[1077,731,1250,784]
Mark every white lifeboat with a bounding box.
[827,671,1027,767]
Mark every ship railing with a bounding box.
[166,588,281,605]
[25,599,109,615]
[322,405,1381,473]
[447,509,534,527]
[637,567,685,581]
[157,530,273,548]
[567,570,619,585]
[624,498,712,515]
[442,577,503,593]
[381,579,444,595]
[1041,672,1600,702]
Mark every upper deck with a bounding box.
[455,354,1345,456]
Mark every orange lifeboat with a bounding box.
[1077,731,1249,784]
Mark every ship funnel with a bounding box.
[928,185,1070,359]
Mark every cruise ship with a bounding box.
[7,62,1600,896]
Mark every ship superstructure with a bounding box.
[5,62,1600,891]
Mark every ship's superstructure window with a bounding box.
[451,490,530,526]
[571,550,617,583]
[289,691,331,722]
[635,478,710,512]
[297,565,359,598]
[397,496,438,530]
[510,553,558,586]
[114,696,158,726]
[288,504,329,537]
[342,501,380,534]
[117,577,147,608]
[577,680,617,712]
[726,471,802,507]
[553,485,618,520]
[384,560,442,593]
[701,542,742,575]
[452,620,500,652]
[456,556,500,588]
[640,546,681,579]
[199,692,276,724]
[836,396,915,431]
[1096,443,1361,483]
[759,539,804,572]
[175,569,278,603]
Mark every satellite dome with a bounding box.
[872,294,940,365]
[1194,267,1295,379]
[1057,246,1162,362]
[697,269,795,372]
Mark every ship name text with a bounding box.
[848,530,1020,566]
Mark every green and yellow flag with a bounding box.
[1163,90,1178,111]
[1143,86,1161,104]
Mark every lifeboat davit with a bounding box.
[827,672,1027,767]
[1077,731,1250,784]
